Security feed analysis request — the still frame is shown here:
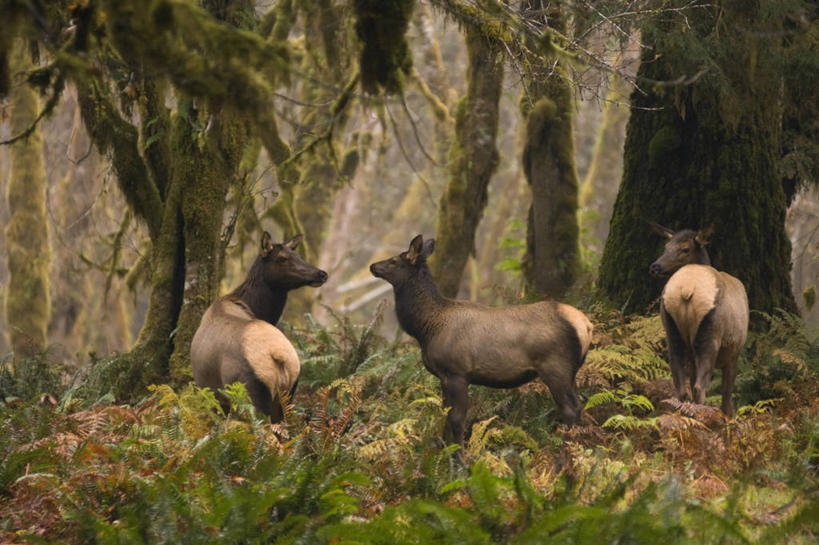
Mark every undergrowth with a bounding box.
[0,308,817,543]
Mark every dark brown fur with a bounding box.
[371,235,593,445]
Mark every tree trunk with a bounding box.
[4,41,51,357]
[598,3,797,315]
[579,71,634,256]
[518,2,581,299]
[428,26,503,298]
[166,104,250,381]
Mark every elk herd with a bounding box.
[190,224,749,448]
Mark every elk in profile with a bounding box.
[370,235,593,445]
[649,223,749,415]
[191,232,328,422]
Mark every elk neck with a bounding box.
[393,265,448,344]
[228,257,287,325]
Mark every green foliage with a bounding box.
[0,352,64,404]
[1,308,818,542]
[735,310,819,407]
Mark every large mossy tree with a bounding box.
[598,0,808,315]
[1,0,419,396]
[2,0,297,393]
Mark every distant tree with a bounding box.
[598,0,811,315]
[4,41,51,357]
[428,26,503,297]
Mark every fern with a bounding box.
[602,414,660,432]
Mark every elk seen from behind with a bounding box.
[190,232,328,422]
[649,223,749,415]
[370,235,593,446]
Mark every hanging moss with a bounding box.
[4,42,51,357]
[647,126,681,170]
[353,0,415,95]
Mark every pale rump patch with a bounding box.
[241,321,300,397]
[557,303,594,358]
[662,264,718,346]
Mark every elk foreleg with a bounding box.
[441,376,469,446]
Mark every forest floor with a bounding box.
[0,308,817,543]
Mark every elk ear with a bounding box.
[284,234,304,250]
[422,238,435,257]
[695,224,714,246]
[648,221,674,239]
[260,231,275,256]
[407,234,424,264]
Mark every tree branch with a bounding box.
[75,76,163,240]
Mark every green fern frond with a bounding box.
[467,416,500,457]
[602,414,659,431]
[585,390,619,410]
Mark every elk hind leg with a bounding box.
[662,308,690,401]
[539,364,582,426]
[717,347,739,416]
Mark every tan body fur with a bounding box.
[650,225,749,415]
[191,299,300,421]
[422,300,592,390]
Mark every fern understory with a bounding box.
[0,309,817,543]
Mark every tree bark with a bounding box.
[428,26,503,298]
[598,3,797,315]
[579,73,633,256]
[517,1,581,299]
[4,41,51,357]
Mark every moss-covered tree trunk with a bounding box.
[165,103,250,380]
[428,27,503,297]
[75,1,257,393]
[515,1,581,299]
[598,3,797,315]
[4,41,51,357]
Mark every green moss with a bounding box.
[428,26,502,297]
[599,3,797,314]
[4,42,51,357]
[648,126,681,170]
[353,0,415,95]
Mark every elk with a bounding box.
[649,224,749,415]
[370,235,593,445]
[190,232,328,422]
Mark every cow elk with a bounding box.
[190,232,328,422]
[649,223,749,415]
[370,235,593,445]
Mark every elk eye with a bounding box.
[276,255,288,263]
[681,247,690,253]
